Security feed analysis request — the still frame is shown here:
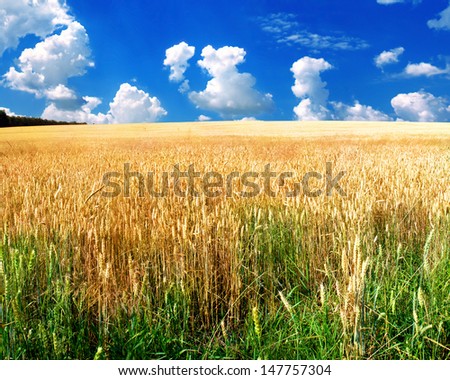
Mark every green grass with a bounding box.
[1,207,449,360]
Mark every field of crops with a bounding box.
[1,121,449,359]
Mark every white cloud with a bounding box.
[42,96,108,124]
[376,0,422,4]
[258,13,369,51]
[164,42,195,83]
[43,84,83,112]
[0,0,72,55]
[404,62,450,77]
[377,0,404,4]
[259,13,299,35]
[332,101,391,121]
[196,45,245,77]
[291,57,332,120]
[188,45,274,118]
[293,99,330,121]
[0,107,16,116]
[107,83,167,123]
[44,84,77,100]
[178,80,190,94]
[1,8,95,120]
[1,3,166,125]
[374,47,405,68]
[391,91,450,122]
[291,56,392,121]
[278,33,369,51]
[428,4,450,30]
[291,57,332,102]
[198,115,211,121]
[3,21,93,96]
[42,83,167,124]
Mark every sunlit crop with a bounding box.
[1,121,449,359]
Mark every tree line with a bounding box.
[0,110,86,127]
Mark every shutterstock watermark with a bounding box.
[101,162,346,198]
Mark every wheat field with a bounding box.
[1,121,449,359]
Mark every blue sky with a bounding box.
[0,0,449,123]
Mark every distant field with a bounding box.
[1,121,449,359]
[2,120,450,140]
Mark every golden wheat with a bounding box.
[1,121,449,357]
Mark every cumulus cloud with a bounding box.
[164,42,195,82]
[42,96,108,124]
[164,42,195,93]
[0,0,72,55]
[107,83,167,123]
[0,107,17,116]
[291,57,332,101]
[42,83,167,124]
[198,115,212,121]
[404,62,450,77]
[291,56,392,121]
[44,84,77,101]
[293,99,330,121]
[42,84,85,112]
[428,4,450,30]
[3,21,93,96]
[374,47,405,68]
[1,6,96,120]
[291,57,333,120]
[258,13,369,51]
[188,45,273,118]
[331,101,391,121]
[391,91,450,121]
[2,4,166,125]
